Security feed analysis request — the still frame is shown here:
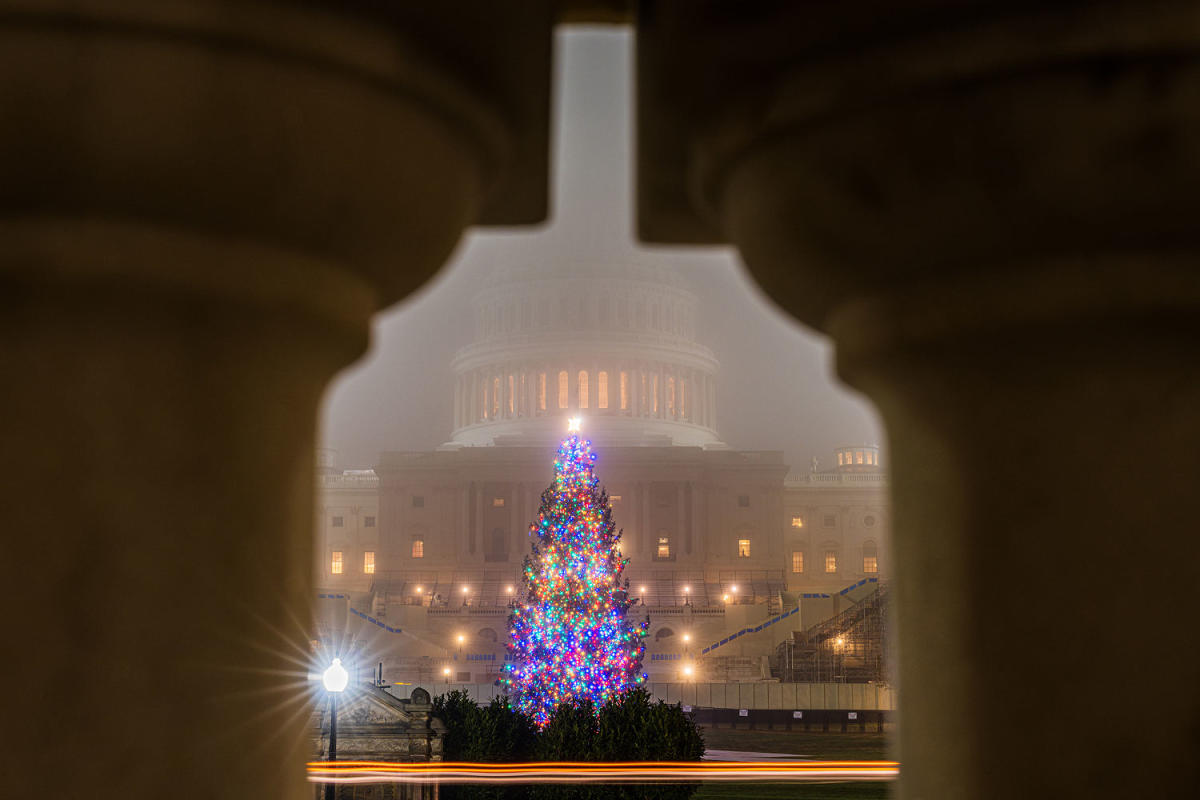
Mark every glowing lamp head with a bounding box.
[506,585,514,594]
[461,586,468,594]
[722,593,730,602]
[415,586,423,594]
[731,584,738,593]
[456,634,465,644]
[567,417,582,432]
[682,633,690,642]
[322,658,349,693]
[835,636,845,647]
[442,667,451,677]
[639,585,646,594]
[683,585,690,594]
[683,665,694,677]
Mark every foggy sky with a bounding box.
[320,29,883,474]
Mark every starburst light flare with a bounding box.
[503,428,647,725]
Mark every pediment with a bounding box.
[336,687,413,728]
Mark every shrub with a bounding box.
[433,688,704,800]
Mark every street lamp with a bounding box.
[322,658,349,800]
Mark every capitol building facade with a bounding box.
[316,263,888,686]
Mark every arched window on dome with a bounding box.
[680,378,687,419]
[492,377,500,419]
[667,376,676,416]
[578,371,589,409]
[651,373,659,415]
[558,371,568,409]
[507,374,515,417]
[538,372,546,413]
[598,372,608,409]
[620,371,629,412]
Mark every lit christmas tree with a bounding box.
[504,418,648,726]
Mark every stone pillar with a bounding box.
[637,4,1200,797]
[0,5,551,798]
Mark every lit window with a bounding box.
[538,372,546,412]
[738,538,751,558]
[610,495,622,503]
[824,550,838,573]
[657,537,671,559]
[493,497,505,507]
[508,375,515,415]
[866,452,874,465]
[558,371,568,409]
[331,551,344,574]
[667,376,676,415]
[838,453,845,466]
[863,556,878,573]
[824,514,837,527]
[620,372,629,410]
[680,380,687,417]
[412,496,424,508]
[791,516,804,528]
[412,538,424,558]
[331,516,344,528]
[738,495,750,507]
[598,371,609,409]
[364,515,375,528]
[651,373,659,414]
[364,551,375,574]
[492,377,500,418]
[579,371,589,409]
[856,451,864,464]
[792,551,804,573]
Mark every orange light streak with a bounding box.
[307,760,899,784]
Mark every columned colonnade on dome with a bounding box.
[4,3,1198,800]
[453,362,716,429]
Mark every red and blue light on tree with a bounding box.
[503,421,648,726]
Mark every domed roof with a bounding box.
[446,261,723,449]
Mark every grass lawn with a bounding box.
[693,727,894,800]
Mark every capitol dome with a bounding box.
[446,261,723,447]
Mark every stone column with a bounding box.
[0,5,550,798]
[637,4,1200,797]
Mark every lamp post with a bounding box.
[322,657,349,800]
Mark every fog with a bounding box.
[320,28,883,473]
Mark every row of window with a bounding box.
[790,548,879,574]
[654,536,752,560]
[479,294,694,339]
[330,515,375,528]
[331,550,375,575]
[838,450,879,466]
[332,544,879,576]
[477,370,694,419]
[790,514,878,528]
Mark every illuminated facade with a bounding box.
[316,263,888,685]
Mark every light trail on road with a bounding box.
[307,760,899,784]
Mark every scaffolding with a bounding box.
[774,582,890,683]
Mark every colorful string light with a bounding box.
[503,428,648,725]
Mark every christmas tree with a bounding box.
[504,419,648,726]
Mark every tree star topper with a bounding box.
[567,416,582,432]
